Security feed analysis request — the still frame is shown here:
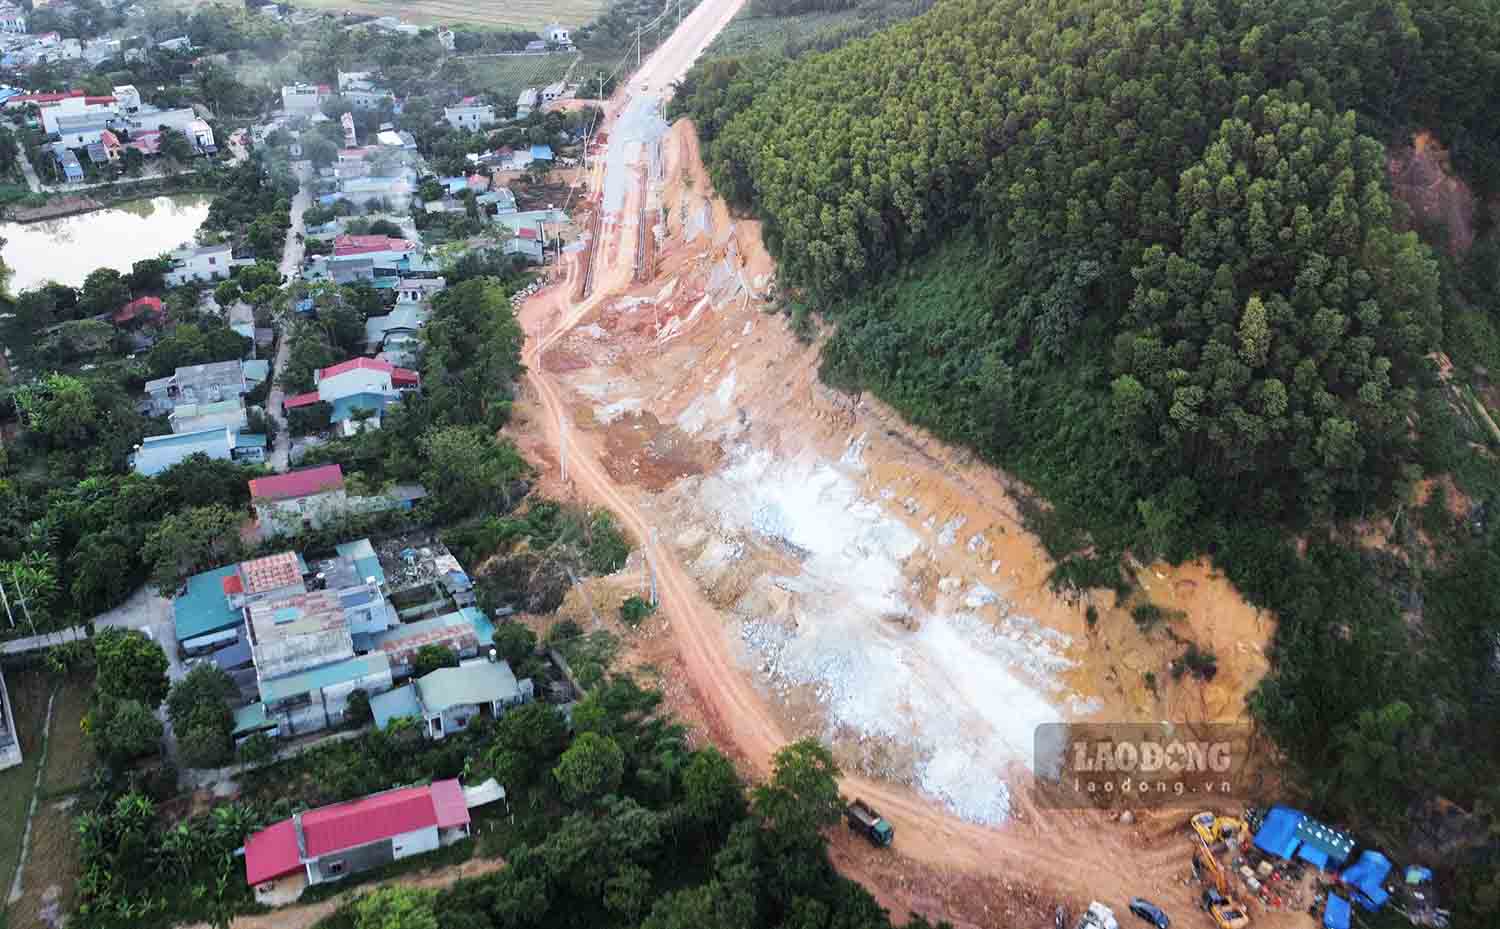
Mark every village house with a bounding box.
[112,294,163,327]
[515,87,537,119]
[544,22,572,46]
[281,82,330,115]
[249,464,349,535]
[368,608,485,678]
[144,359,268,416]
[169,398,248,435]
[364,304,429,366]
[244,780,471,902]
[371,656,533,738]
[443,101,494,132]
[283,357,418,435]
[165,243,251,285]
[130,426,266,476]
[541,80,567,104]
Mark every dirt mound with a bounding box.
[1388,130,1477,255]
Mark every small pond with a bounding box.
[0,193,215,291]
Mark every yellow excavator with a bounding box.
[1191,811,1249,847]
[1192,833,1251,929]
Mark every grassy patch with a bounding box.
[463,54,577,105]
[285,0,606,31]
[4,802,81,929]
[0,671,53,919]
[41,676,93,797]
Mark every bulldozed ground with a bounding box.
[506,4,1291,921]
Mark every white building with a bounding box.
[281,83,325,115]
[112,84,141,113]
[443,103,494,132]
[165,243,251,285]
[515,88,537,119]
[41,95,117,134]
[541,80,567,104]
[544,23,571,46]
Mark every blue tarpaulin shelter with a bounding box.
[1323,895,1351,929]
[1253,806,1303,860]
[1342,850,1392,910]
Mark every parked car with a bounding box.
[1129,898,1170,929]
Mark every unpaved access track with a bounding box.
[514,3,1286,926]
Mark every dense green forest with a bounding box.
[671,0,1500,915]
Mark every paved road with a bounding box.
[267,170,311,472]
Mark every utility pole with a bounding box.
[0,577,13,629]
[636,25,642,68]
[559,413,568,483]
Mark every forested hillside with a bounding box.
[671,0,1500,915]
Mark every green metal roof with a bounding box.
[173,564,241,642]
[414,660,519,714]
[259,653,391,704]
[233,701,273,735]
[335,538,385,585]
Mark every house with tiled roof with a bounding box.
[250,464,348,535]
[331,234,414,263]
[244,780,471,902]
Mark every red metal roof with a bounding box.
[391,367,419,385]
[431,780,469,829]
[221,574,244,595]
[300,780,469,858]
[244,819,301,885]
[249,464,344,502]
[84,95,116,106]
[112,295,163,324]
[5,89,84,106]
[282,391,321,409]
[516,227,537,240]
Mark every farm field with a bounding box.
[282,0,607,31]
[463,53,578,103]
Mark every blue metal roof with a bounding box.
[1341,851,1392,911]
[371,683,421,729]
[330,392,391,423]
[530,144,553,160]
[174,564,241,642]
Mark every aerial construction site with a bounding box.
[508,1,1295,925]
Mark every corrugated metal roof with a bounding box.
[299,779,467,857]
[244,819,301,885]
[249,464,345,501]
[414,660,519,714]
[173,564,241,642]
[259,653,390,704]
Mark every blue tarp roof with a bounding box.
[174,564,241,642]
[1342,850,1392,910]
[530,143,552,160]
[1324,895,1351,929]
[1253,806,1303,860]
[1298,844,1330,869]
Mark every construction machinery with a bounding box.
[845,798,894,847]
[1191,811,1249,847]
[1193,835,1253,928]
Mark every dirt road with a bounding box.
[180,858,505,929]
[511,2,1224,924]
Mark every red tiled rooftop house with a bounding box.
[244,779,471,904]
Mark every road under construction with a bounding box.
[509,1,1291,926]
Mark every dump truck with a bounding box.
[846,799,894,847]
[1075,901,1120,929]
